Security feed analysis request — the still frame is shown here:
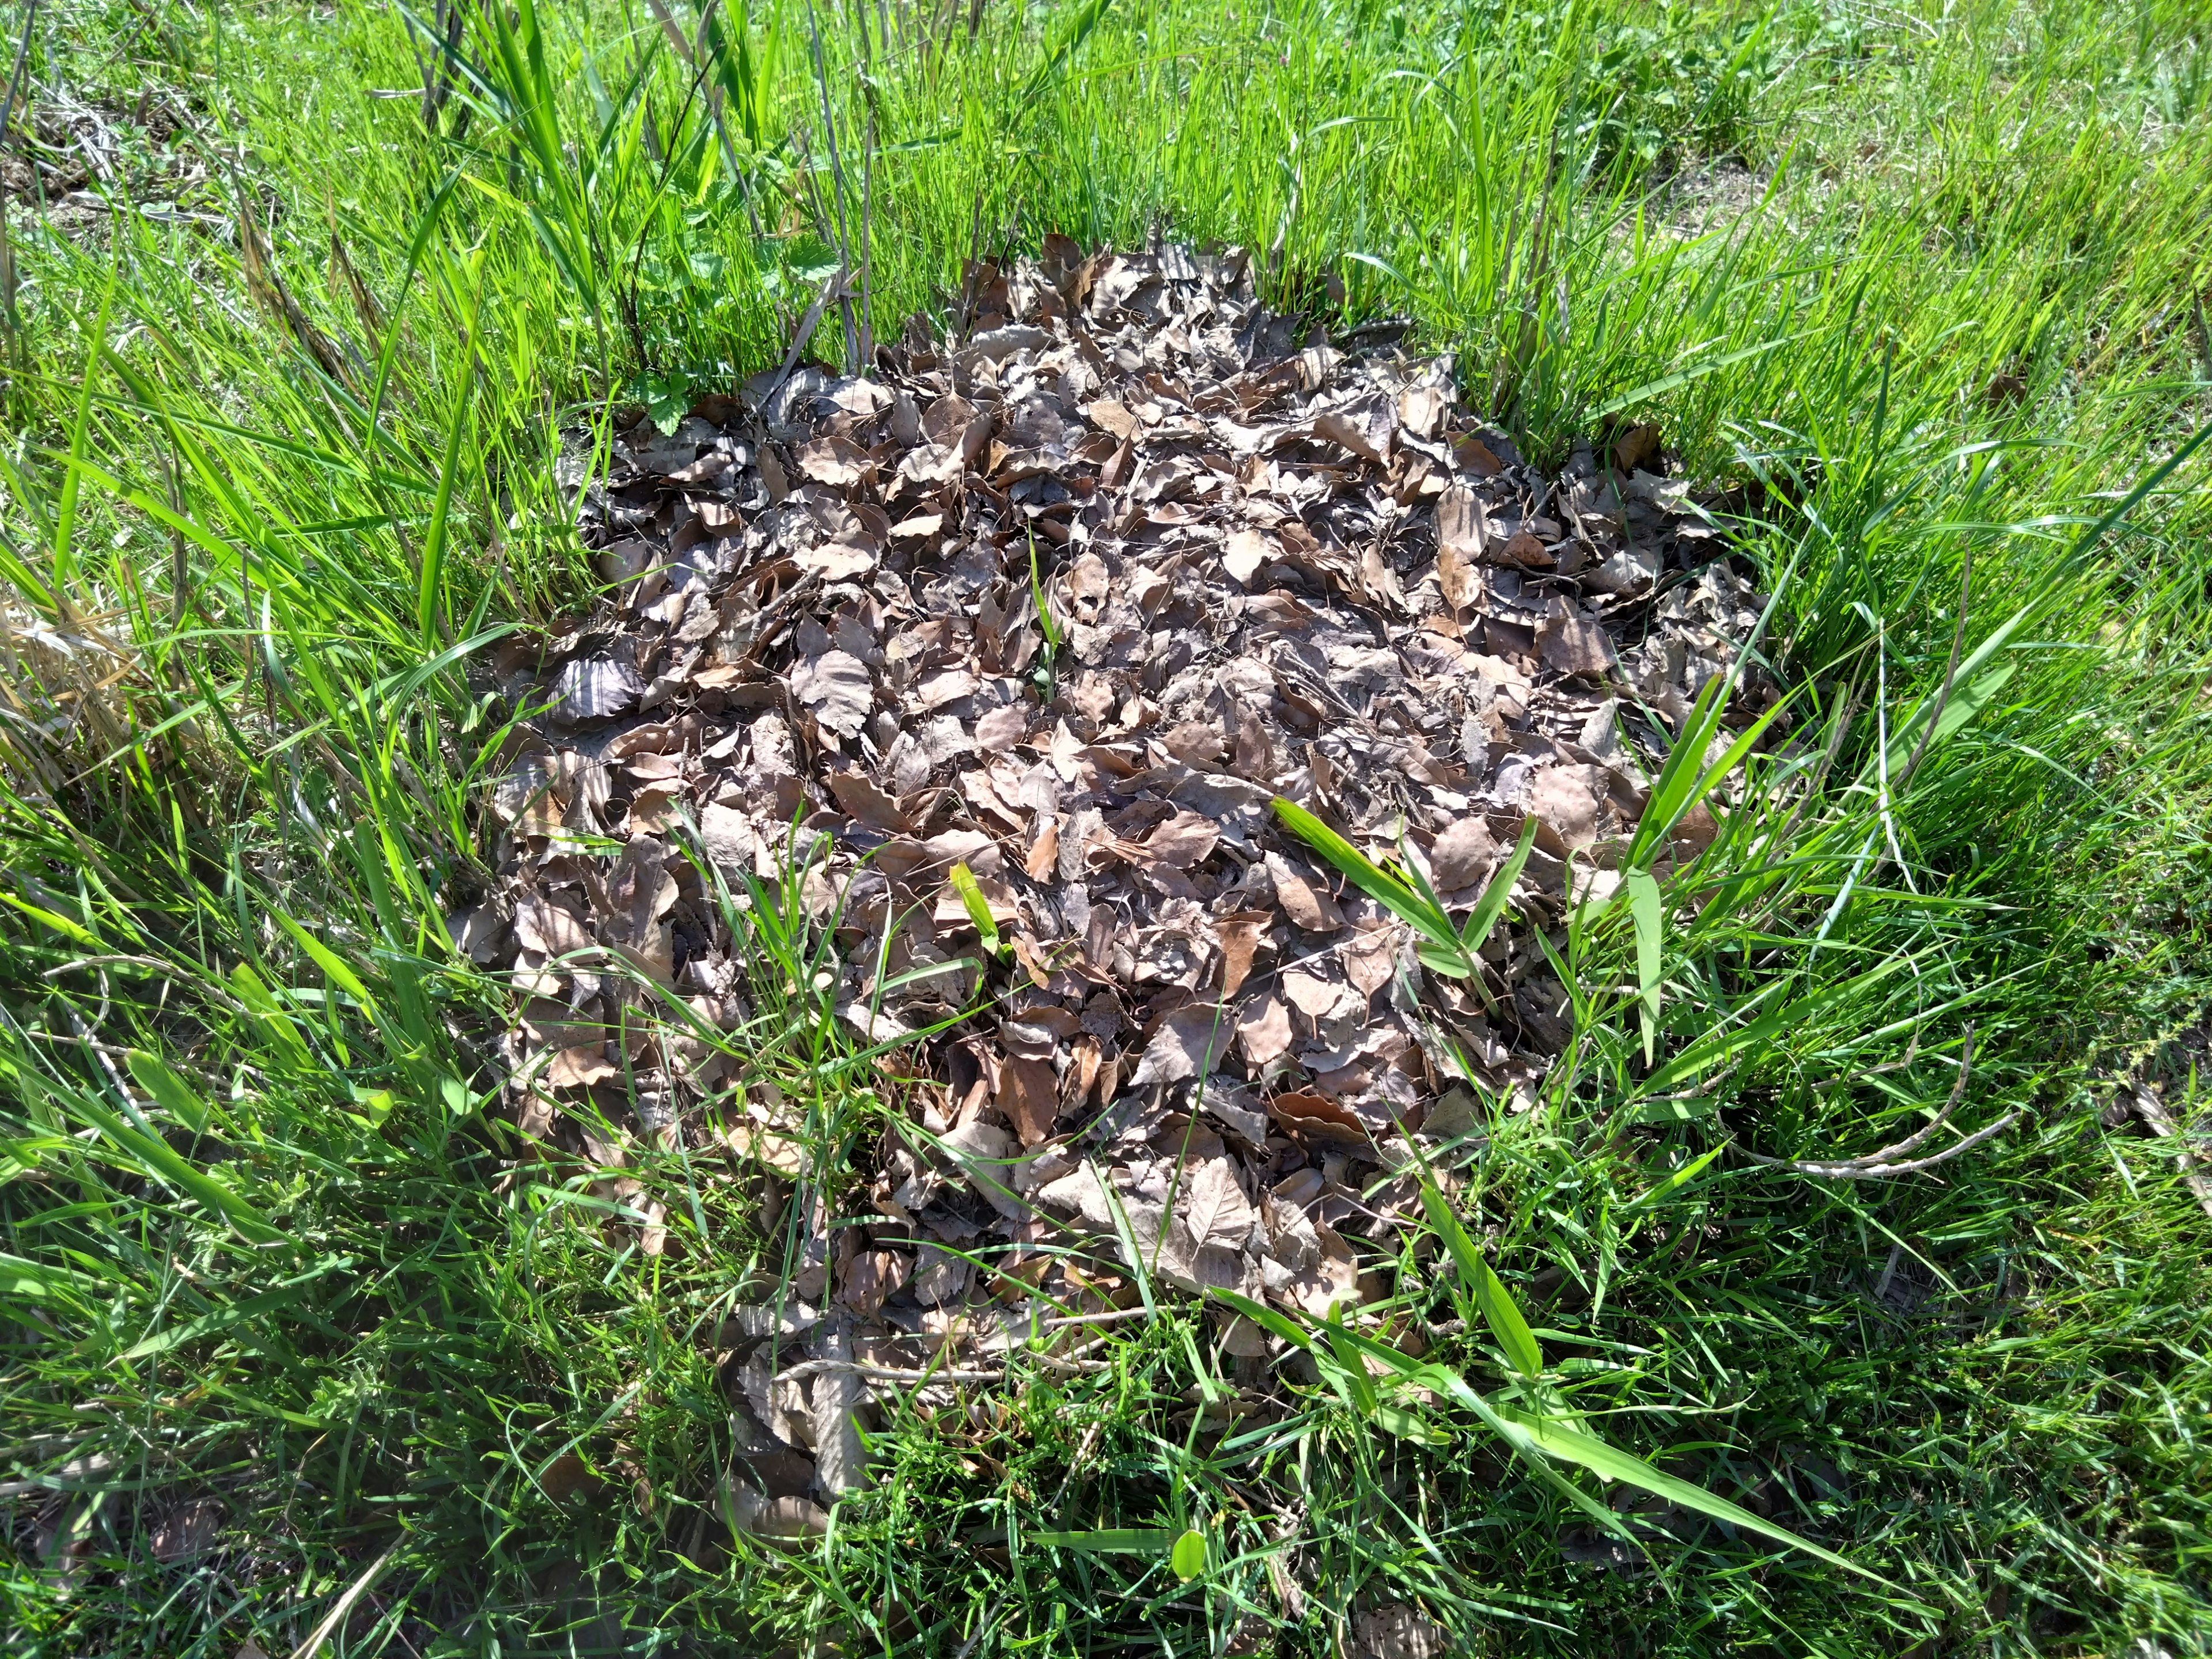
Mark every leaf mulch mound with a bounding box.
[450,238,1774,1513]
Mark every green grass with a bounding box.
[4,0,2212,1652]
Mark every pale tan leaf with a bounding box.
[1237,995,1293,1067]
[789,650,874,738]
[1181,1156,1256,1251]
[1223,527,1272,586]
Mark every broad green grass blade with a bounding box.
[1624,867,1664,1065]
[60,1088,286,1246]
[1271,796,1461,958]
[1421,1183,1543,1378]
[120,1257,349,1362]
[947,860,1002,956]
[1495,1408,1884,1582]
[1025,1529,1176,1554]
[126,1050,214,1136]
[1461,816,1539,953]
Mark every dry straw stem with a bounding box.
[2130,1086,2212,1221]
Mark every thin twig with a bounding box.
[0,0,40,355]
[1745,1108,2023,1180]
[777,1358,1003,1385]
[60,1003,138,1114]
[161,442,189,628]
[1038,1305,1149,1331]
[1,0,38,149]
[870,1305,1150,1342]
[1741,1028,2015,1179]
[1872,617,1916,893]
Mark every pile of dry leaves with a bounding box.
[448,238,1775,1517]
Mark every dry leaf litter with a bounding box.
[449,238,1779,1527]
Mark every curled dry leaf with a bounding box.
[726,1485,831,1541]
[1214,911,1270,997]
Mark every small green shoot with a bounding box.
[1028,528,1062,701]
[947,860,1006,959]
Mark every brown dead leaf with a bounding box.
[546,1044,619,1090]
[1268,1089,1370,1146]
[1085,399,1143,441]
[1214,911,1270,997]
[1143,810,1219,869]
[727,1487,830,1541]
[1237,994,1294,1067]
[797,434,874,488]
[997,1054,1060,1146]
[1222,527,1272,586]
[1132,1002,1238,1088]
[446,903,507,965]
[1314,408,1392,467]
[1281,968,1346,1023]
[1527,764,1609,850]
[540,1451,602,1501]
[975,702,1030,752]
[1612,422,1662,475]
[552,656,643,724]
[838,1247,912,1316]
[798,536,878,581]
[1397,385,1448,438]
[1454,434,1503,476]
[1164,719,1226,764]
[829,768,910,832]
[150,1498,224,1563]
[1343,929,1398,999]
[915,668,981,710]
[790,650,874,738]
[1182,1156,1256,1250]
[1025,815,1061,881]
[1265,852,1344,932]
[1430,817,1500,890]
[1353,1603,1450,1659]
[1537,595,1616,677]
